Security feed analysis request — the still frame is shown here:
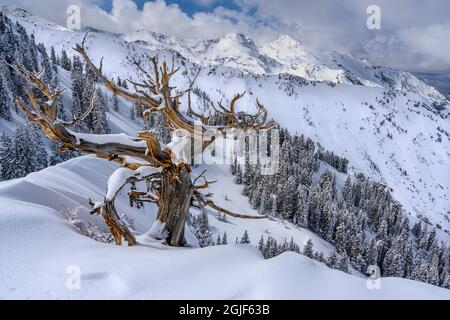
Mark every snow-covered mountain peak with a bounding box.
[261,34,311,63]
[1,5,72,33]
[277,34,301,45]
[265,34,306,53]
[1,5,30,17]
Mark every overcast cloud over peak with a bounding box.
[1,0,449,74]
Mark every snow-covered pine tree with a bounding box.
[71,55,87,132]
[342,176,353,208]
[258,188,271,215]
[15,25,36,71]
[194,209,214,247]
[382,237,404,277]
[425,242,440,286]
[440,247,450,288]
[334,222,347,254]
[294,184,308,228]
[410,250,426,282]
[222,231,228,245]
[147,113,171,144]
[289,237,299,253]
[29,123,48,171]
[303,239,314,258]
[350,231,365,271]
[327,250,339,269]
[50,46,58,67]
[249,185,262,210]
[230,156,238,176]
[411,222,422,239]
[12,125,30,179]
[37,43,53,83]
[402,241,414,277]
[0,133,15,180]
[337,253,350,273]
[314,251,325,263]
[307,186,321,233]
[112,93,119,112]
[257,235,265,251]
[91,89,110,134]
[376,219,389,259]
[240,230,250,244]
[281,176,298,221]
[443,272,450,289]
[242,158,254,197]
[12,124,47,179]
[324,203,338,242]
[426,228,437,251]
[216,234,221,246]
[265,236,276,258]
[0,78,11,120]
[60,49,71,71]
[234,164,243,184]
[29,33,39,70]
[133,101,143,118]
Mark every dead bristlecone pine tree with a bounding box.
[12,35,274,247]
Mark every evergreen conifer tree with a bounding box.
[0,133,15,180]
[303,239,314,258]
[60,49,71,71]
[240,230,250,244]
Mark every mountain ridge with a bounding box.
[124,28,448,105]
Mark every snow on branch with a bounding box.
[106,166,162,201]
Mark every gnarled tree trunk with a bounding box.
[157,168,194,246]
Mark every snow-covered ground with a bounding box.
[1,156,449,299]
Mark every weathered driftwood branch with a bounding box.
[193,191,266,220]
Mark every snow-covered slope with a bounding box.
[2,5,450,236]
[1,156,449,299]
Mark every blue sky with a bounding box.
[101,0,240,16]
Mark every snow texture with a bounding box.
[0,157,449,299]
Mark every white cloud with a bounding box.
[189,0,218,7]
[1,0,449,73]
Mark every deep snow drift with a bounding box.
[0,157,449,299]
